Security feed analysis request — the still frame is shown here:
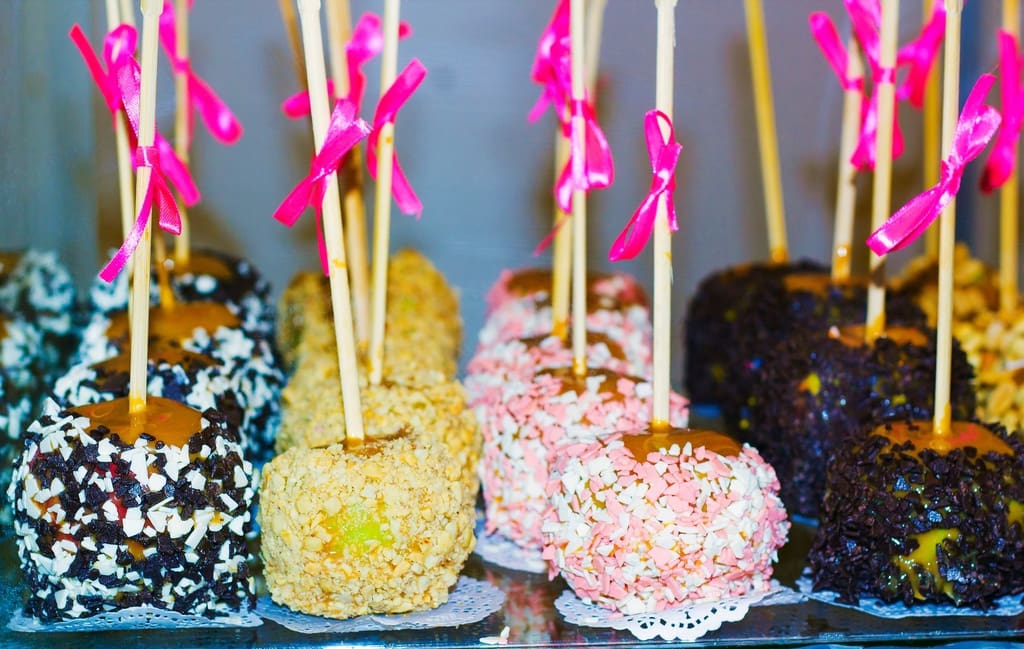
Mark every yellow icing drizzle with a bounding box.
[893,528,960,601]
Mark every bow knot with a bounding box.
[608,111,682,262]
[555,98,615,212]
[69,24,137,116]
[274,100,371,275]
[981,30,1024,193]
[98,143,184,283]
[867,74,1001,255]
[159,0,242,145]
[134,145,159,168]
[71,22,199,282]
[281,13,411,120]
[810,0,945,171]
[366,59,428,217]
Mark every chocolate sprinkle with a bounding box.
[739,325,975,518]
[809,420,1024,609]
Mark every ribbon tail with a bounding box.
[892,112,905,161]
[582,118,614,190]
[609,196,659,262]
[528,91,551,123]
[866,187,946,255]
[189,74,243,144]
[69,25,120,112]
[808,13,852,87]
[99,177,155,282]
[389,155,423,217]
[282,90,313,119]
[555,157,574,213]
[980,131,1016,193]
[155,135,200,205]
[533,213,570,256]
[152,177,183,236]
[273,180,315,227]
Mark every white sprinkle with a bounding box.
[147,472,167,492]
[479,626,511,645]
[122,510,144,537]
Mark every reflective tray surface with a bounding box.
[2,520,1023,649]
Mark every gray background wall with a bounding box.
[0,1,1008,383]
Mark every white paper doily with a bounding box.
[796,575,1024,618]
[554,581,793,642]
[8,606,261,632]
[472,517,547,574]
[257,576,505,634]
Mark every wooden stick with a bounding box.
[105,0,136,241]
[326,0,371,346]
[652,0,676,428]
[279,0,307,89]
[933,0,963,437]
[743,0,788,263]
[119,0,135,27]
[154,232,176,308]
[923,0,942,257]
[553,0,606,342]
[570,0,588,377]
[551,135,571,340]
[865,0,900,343]
[128,0,164,418]
[831,38,864,282]
[368,0,401,385]
[172,0,191,265]
[1001,0,1020,316]
[585,0,608,97]
[296,0,365,442]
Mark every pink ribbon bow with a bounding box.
[68,24,136,115]
[159,0,242,146]
[70,23,199,282]
[528,0,571,125]
[608,111,682,262]
[70,23,199,205]
[366,59,427,217]
[811,0,906,171]
[555,99,615,212]
[99,146,184,282]
[867,74,1001,255]
[896,0,945,108]
[281,13,411,119]
[274,99,371,275]
[981,30,1023,193]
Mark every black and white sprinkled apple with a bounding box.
[0,250,80,377]
[1,315,44,440]
[52,353,252,451]
[86,250,275,339]
[73,316,283,461]
[8,399,257,622]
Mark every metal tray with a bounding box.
[2,514,1024,648]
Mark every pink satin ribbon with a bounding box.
[99,146,184,282]
[159,0,242,146]
[70,23,199,282]
[981,30,1023,193]
[274,100,371,275]
[70,23,199,205]
[528,0,571,125]
[281,13,411,119]
[896,0,945,108]
[555,99,615,212]
[608,111,682,262]
[366,59,427,217]
[867,74,1001,255]
[810,0,944,171]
